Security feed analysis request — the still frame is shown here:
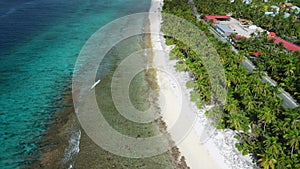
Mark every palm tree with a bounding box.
[227,112,243,131]
[224,97,239,113]
[241,95,255,112]
[258,106,276,132]
[162,1,300,168]
[284,128,300,158]
[263,136,281,158]
[258,152,277,169]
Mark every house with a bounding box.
[291,6,300,14]
[270,5,280,13]
[235,34,248,40]
[265,5,280,17]
[284,12,291,18]
[229,34,248,45]
[203,15,231,24]
[265,12,276,17]
[274,38,300,52]
[268,32,300,52]
[249,52,261,61]
[213,24,236,37]
[269,32,276,36]
[243,0,252,5]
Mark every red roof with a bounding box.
[203,15,231,24]
[274,38,300,52]
[235,34,248,39]
[204,15,231,20]
[269,32,276,37]
[252,52,261,57]
[267,32,300,52]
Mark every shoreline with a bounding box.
[30,85,79,169]
[149,0,257,168]
[28,0,257,168]
[145,8,192,168]
[149,1,222,167]
[31,2,179,168]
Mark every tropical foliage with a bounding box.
[235,33,300,102]
[162,0,300,168]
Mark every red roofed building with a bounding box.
[274,38,300,52]
[252,52,261,57]
[203,15,231,24]
[268,32,300,52]
[250,52,261,61]
[236,34,246,39]
[230,34,248,44]
[269,32,276,37]
[235,34,248,40]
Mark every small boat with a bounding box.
[90,79,101,89]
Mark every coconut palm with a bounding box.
[284,128,300,157]
[162,1,300,168]
[258,106,276,132]
[258,153,277,169]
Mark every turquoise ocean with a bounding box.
[0,0,151,168]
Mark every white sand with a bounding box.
[149,0,257,169]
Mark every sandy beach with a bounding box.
[149,0,257,168]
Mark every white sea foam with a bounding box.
[63,129,81,168]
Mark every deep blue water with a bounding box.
[0,0,151,168]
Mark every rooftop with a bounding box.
[214,24,235,33]
[204,15,231,19]
[252,52,261,57]
[274,38,300,52]
[203,15,231,24]
[268,32,300,52]
[219,18,264,38]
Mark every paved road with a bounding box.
[188,1,298,108]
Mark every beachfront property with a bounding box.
[204,15,264,38]
[218,18,264,38]
[203,15,231,24]
[213,24,236,37]
[203,15,300,52]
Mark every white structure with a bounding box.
[213,24,236,37]
[265,11,276,17]
[270,5,280,13]
[291,6,300,14]
[219,18,264,38]
[242,0,252,5]
[284,12,291,18]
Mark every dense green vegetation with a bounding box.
[193,0,300,44]
[235,33,300,102]
[162,0,300,168]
